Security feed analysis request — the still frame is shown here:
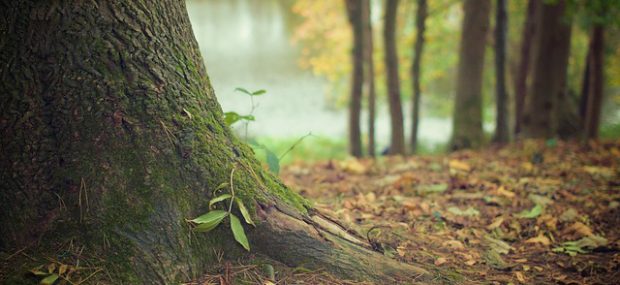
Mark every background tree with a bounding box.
[583,25,605,139]
[345,0,364,157]
[0,1,429,283]
[362,0,376,157]
[493,0,509,143]
[577,0,620,139]
[521,0,572,138]
[384,0,406,155]
[450,0,491,150]
[514,0,537,136]
[410,0,428,153]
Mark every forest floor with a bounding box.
[193,139,619,284]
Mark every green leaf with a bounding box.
[251,89,266,96]
[235,198,255,226]
[209,194,232,208]
[230,214,250,251]
[213,182,229,192]
[515,204,543,218]
[417,183,449,194]
[234,87,251,95]
[190,210,228,225]
[224,112,254,126]
[40,274,59,285]
[447,206,480,217]
[194,219,224,232]
[264,147,280,175]
[224,112,242,126]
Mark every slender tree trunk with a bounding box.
[521,0,571,138]
[450,0,491,150]
[493,0,509,143]
[0,1,429,283]
[362,0,376,157]
[384,0,406,155]
[514,0,537,136]
[346,0,364,157]
[411,0,427,154]
[584,25,605,139]
[579,47,591,124]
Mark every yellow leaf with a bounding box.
[434,257,447,266]
[449,160,471,172]
[487,216,505,230]
[525,233,551,246]
[340,158,366,174]
[442,240,465,250]
[396,245,407,257]
[566,222,593,237]
[521,162,534,171]
[496,186,515,198]
[515,271,527,283]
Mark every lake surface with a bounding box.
[186,0,452,150]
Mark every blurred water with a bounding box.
[186,0,452,149]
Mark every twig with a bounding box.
[279,132,312,160]
[4,246,28,260]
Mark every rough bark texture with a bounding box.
[0,1,430,283]
[493,0,509,143]
[384,0,406,155]
[521,0,572,139]
[584,25,605,139]
[514,0,536,136]
[362,0,376,157]
[346,0,364,157]
[450,0,491,150]
[411,0,427,154]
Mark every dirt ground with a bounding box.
[277,139,619,284]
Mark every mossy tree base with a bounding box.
[0,0,431,283]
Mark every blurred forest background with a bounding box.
[186,0,620,162]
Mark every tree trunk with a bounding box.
[579,47,591,125]
[450,0,491,150]
[0,1,429,283]
[346,0,364,157]
[411,0,428,154]
[584,25,605,139]
[493,0,509,143]
[384,0,406,155]
[514,0,537,136]
[521,0,572,138]
[362,0,376,157]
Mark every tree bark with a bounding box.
[450,0,491,150]
[493,0,509,143]
[384,0,406,155]
[346,0,364,157]
[362,0,376,157]
[514,0,537,136]
[411,0,427,154]
[0,1,430,283]
[521,0,572,139]
[584,25,605,139]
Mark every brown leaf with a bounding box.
[525,233,551,246]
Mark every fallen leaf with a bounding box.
[515,204,543,219]
[525,233,551,246]
[442,240,465,250]
[565,222,593,237]
[515,271,527,283]
[434,257,447,266]
[496,186,515,198]
[487,216,505,230]
[447,206,480,217]
[449,160,471,172]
